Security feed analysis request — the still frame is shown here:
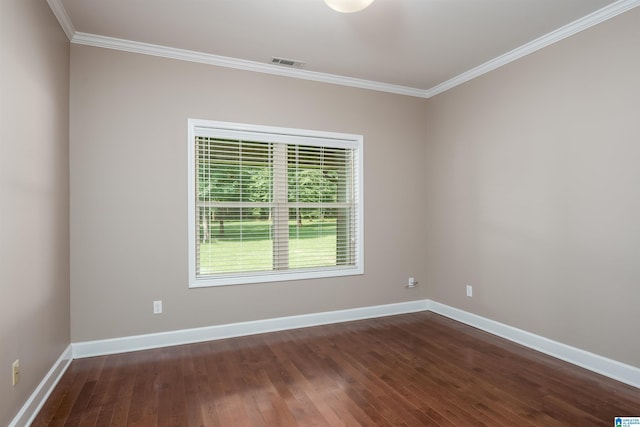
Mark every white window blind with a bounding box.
[188,120,363,287]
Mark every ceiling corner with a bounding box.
[47,0,75,41]
[424,0,640,98]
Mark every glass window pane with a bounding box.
[198,210,274,274]
[289,207,343,269]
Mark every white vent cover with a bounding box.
[271,57,305,68]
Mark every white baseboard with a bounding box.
[9,300,638,426]
[9,344,73,427]
[72,299,430,358]
[70,298,639,391]
[428,300,640,389]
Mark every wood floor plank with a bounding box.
[99,354,137,426]
[32,312,640,426]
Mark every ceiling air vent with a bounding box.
[271,57,305,68]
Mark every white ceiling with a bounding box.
[51,0,638,97]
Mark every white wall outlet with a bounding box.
[153,300,163,314]
[12,359,20,386]
[466,285,473,297]
[407,277,418,288]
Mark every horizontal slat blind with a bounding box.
[191,121,361,286]
[286,144,356,270]
[196,137,274,275]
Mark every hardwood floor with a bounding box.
[33,312,640,426]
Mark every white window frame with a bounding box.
[188,119,364,288]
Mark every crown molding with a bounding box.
[71,32,428,98]
[425,0,640,98]
[49,0,640,98]
[46,0,75,40]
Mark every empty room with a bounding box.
[2,0,640,425]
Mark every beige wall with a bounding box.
[68,2,639,369]
[0,2,635,423]
[424,7,640,367]
[0,1,70,424]
[69,45,429,342]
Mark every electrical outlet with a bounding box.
[12,360,20,386]
[407,277,417,288]
[466,285,473,297]
[153,300,163,314]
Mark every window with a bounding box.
[188,119,363,287]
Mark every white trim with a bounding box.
[3,302,635,425]
[49,0,640,99]
[72,300,429,358]
[9,345,73,427]
[187,119,364,288]
[429,301,640,389]
[71,32,426,98]
[46,0,75,40]
[426,0,640,97]
[3,301,636,424]
[190,119,363,149]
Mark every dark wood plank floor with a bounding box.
[33,312,640,426]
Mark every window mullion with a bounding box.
[272,143,289,270]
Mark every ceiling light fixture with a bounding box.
[323,0,375,13]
